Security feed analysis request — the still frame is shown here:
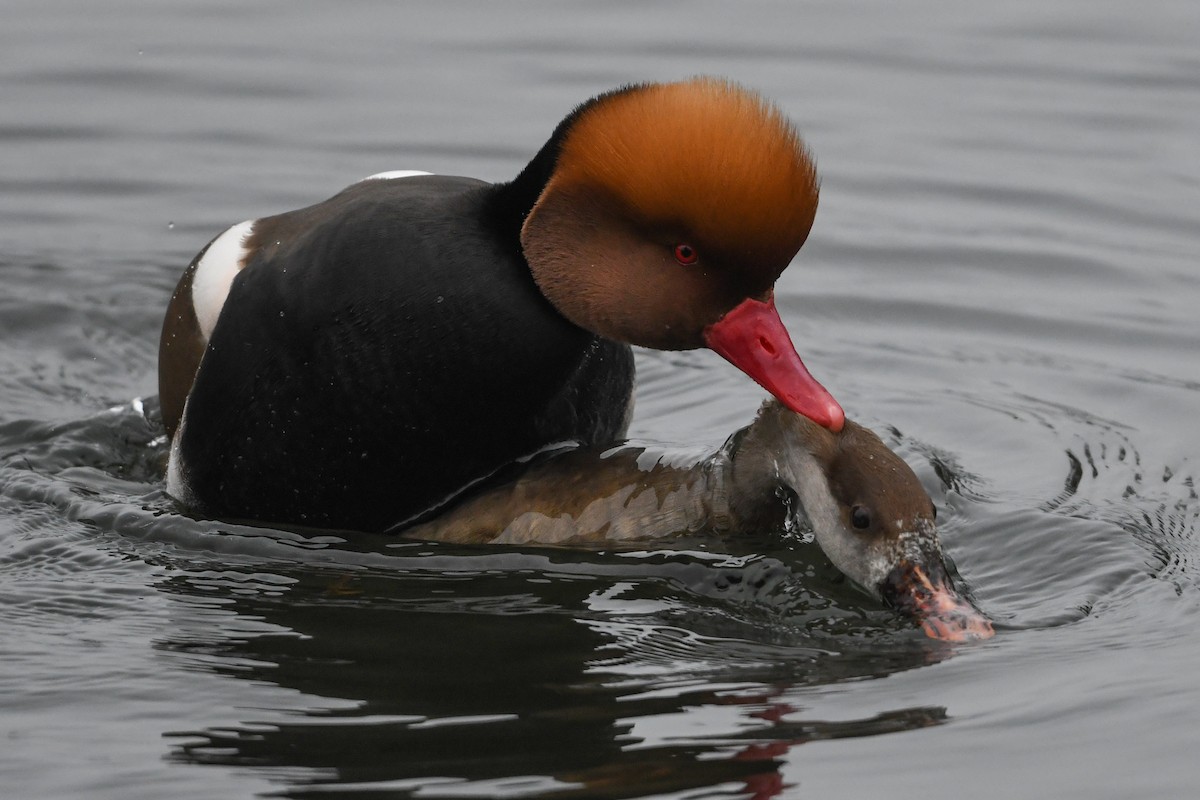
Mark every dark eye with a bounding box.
[851,505,871,530]
[931,505,938,521]
[673,243,699,265]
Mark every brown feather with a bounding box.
[557,77,820,275]
[522,78,822,349]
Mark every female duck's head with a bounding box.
[737,402,994,642]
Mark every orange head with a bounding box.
[521,78,843,430]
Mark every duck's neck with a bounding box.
[485,84,645,249]
[484,138,558,247]
[717,402,835,534]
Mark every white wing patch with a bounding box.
[191,219,256,341]
[360,170,433,181]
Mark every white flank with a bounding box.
[165,404,195,507]
[360,170,432,181]
[191,219,256,341]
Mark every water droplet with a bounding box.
[166,221,175,230]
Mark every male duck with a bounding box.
[159,78,844,530]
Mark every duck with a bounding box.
[405,400,994,642]
[158,77,845,531]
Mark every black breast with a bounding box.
[177,176,634,530]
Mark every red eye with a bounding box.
[673,243,699,265]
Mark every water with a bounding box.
[2,1,1198,797]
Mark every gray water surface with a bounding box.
[2,1,1199,798]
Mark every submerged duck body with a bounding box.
[407,401,995,642]
[160,78,844,531]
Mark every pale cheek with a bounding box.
[860,549,897,591]
[806,494,871,580]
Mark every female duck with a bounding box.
[159,78,844,530]
[406,401,994,642]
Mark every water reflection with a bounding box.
[142,518,962,798]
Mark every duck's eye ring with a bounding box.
[851,505,871,530]
[673,244,699,265]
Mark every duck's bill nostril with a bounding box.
[703,294,845,432]
[880,560,995,642]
